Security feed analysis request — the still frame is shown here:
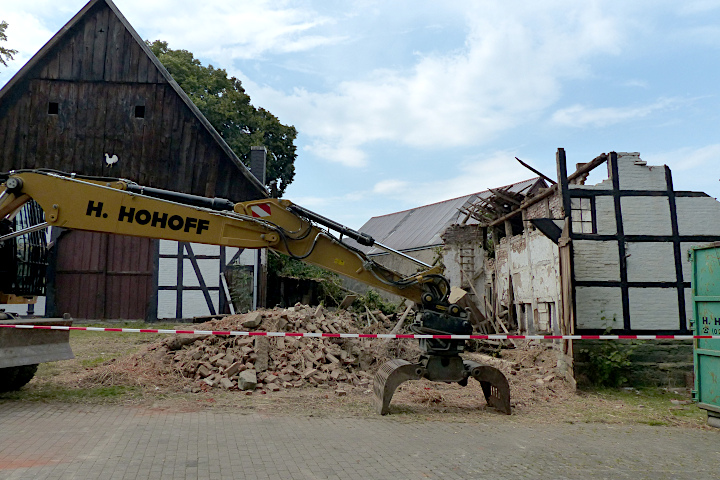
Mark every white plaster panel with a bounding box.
[158,257,176,287]
[620,197,672,235]
[616,153,668,191]
[157,289,218,319]
[573,240,620,281]
[160,239,179,254]
[158,258,219,287]
[676,197,720,235]
[628,288,679,330]
[188,243,220,256]
[594,196,616,235]
[181,259,219,287]
[157,290,176,319]
[626,242,676,283]
[575,287,624,329]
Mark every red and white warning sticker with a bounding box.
[249,203,272,218]
[0,324,714,340]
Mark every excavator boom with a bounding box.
[0,170,511,414]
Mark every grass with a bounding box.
[0,385,137,403]
[561,386,706,427]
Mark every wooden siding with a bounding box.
[54,231,154,320]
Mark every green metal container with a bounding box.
[691,242,720,427]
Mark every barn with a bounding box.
[0,0,269,320]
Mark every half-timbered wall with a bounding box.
[157,241,255,319]
[559,151,720,334]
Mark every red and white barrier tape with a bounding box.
[0,324,716,340]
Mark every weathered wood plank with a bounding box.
[25,80,46,169]
[104,12,124,82]
[87,83,105,175]
[158,85,174,188]
[119,25,133,83]
[0,102,17,170]
[58,34,74,79]
[176,119,194,193]
[167,94,184,191]
[71,26,84,79]
[136,44,149,83]
[72,81,89,172]
[91,6,109,80]
[144,83,166,186]
[193,136,209,197]
[146,52,159,84]
[119,83,134,178]
[62,81,78,172]
[127,35,140,81]
[43,80,60,168]
[81,8,97,81]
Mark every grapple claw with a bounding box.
[373,356,512,415]
[463,360,511,414]
[373,359,423,415]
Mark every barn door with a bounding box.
[53,231,155,320]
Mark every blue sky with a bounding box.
[2,0,719,228]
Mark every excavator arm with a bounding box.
[0,169,510,414]
[0,170,444,304]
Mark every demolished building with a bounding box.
[358,149,720,385]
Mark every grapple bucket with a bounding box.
[373,356,512,415]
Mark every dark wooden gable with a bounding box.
[0,0,267,201]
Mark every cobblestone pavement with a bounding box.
[0,402,718,480]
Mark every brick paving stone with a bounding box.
[0,401,718,479]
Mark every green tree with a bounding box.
[0,21,18,68]
[148,40,296,197]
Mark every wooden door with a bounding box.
[53,231,155,320]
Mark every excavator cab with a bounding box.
[0,200,49,303]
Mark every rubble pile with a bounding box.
[153,304,420,394]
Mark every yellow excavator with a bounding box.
[0,169,510,414]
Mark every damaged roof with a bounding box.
[356,177,545,255]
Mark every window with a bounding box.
[134,105,145,118]
[48,102,58,115]
[571,197,595,233]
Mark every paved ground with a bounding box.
[0,402,718,480]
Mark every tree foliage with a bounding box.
[148,40,296,196]
[0,21,18,68]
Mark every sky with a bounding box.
[1,0,720,228]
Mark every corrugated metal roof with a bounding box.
[354,178,544,254]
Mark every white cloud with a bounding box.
[118,0,341,64]
[245,1,627,166]
[373,179,410,194]
[0,8,57,84]
[551,98,682,128]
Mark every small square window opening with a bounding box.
[134,105,145,118]
[48,102,59,115]
[571,197,595,234]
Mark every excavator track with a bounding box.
[373,357,511,415]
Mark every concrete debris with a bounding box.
[149,303,418,394]
[238,370,258,390]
